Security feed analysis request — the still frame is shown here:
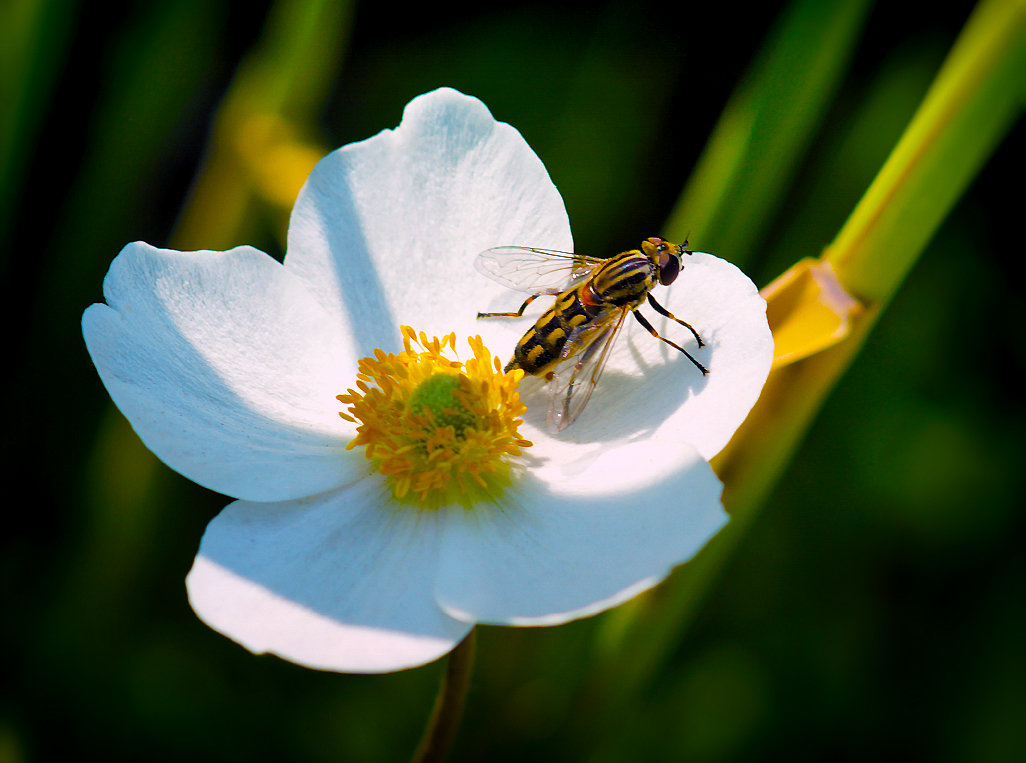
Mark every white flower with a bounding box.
[82,88,773,673]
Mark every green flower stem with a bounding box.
[594,0,1024,701]
[663,0,872,263]
[826,0,1025,304]
[724,0,1023,511]
[412,630,477,763]
[721,0,1024,523]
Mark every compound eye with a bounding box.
[658,252,680,285]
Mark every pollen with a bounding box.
[337,326,532,509]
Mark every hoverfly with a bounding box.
[475,236,708,432]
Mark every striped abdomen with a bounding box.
[505,286,593,375]
[506,250,657,376]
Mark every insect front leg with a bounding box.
[476,289,558,319]
[632,309,709,375]
[646,293,704,347]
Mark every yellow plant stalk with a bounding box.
[720,0,1024,507]
[596,0,1024,698]
[827,0,1026,305]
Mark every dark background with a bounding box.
[3,0,1022,760]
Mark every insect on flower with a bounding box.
[476,236,708,432]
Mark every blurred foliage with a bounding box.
[592,0,1023,710]
[3,1,1023,762]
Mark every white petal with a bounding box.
[434,440,726,625]
[186,478,472,673]
[83,242,361,502]
[285,87,573,357]
[519,252,773,461]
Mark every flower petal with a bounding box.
[186,477,471,673]
[83,242,361,502]
[285,87,573,357]
[434,440,726,625]
[518,251,773,461]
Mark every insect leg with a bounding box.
[476,290,556,319]
[646,293,704,347]
[632,309,709,375]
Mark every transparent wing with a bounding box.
[546,308,629,432]
[475,246,603,293]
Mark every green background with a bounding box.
[3,1,1022,760]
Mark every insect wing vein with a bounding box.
[546,308,628,432]
[475,246,601,293]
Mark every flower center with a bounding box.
[407,373,476,439]
[338,326,531,509]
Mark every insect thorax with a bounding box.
[590,251,657,307]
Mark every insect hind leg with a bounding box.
[632,309,709,375]
[477,290,557,319]
[646,293,704,347]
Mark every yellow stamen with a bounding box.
[337,326,532,509]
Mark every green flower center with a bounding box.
[407,373,477,438]
[336,327,532,509]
